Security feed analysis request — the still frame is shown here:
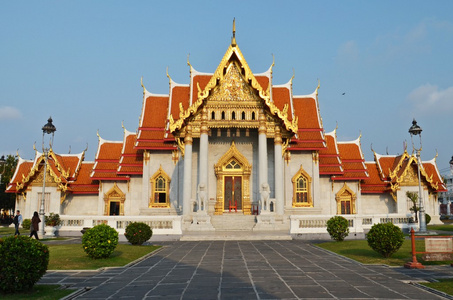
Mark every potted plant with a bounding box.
[45,213,62,237]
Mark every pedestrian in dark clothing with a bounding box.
[13,210,22,235]
[29,211,40,240]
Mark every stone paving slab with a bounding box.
[40,240,453,299]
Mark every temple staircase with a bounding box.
[180,213,292,241]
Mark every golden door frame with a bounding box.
[103,183,126,216]
[335,183,357,215]
[214,142,252,215]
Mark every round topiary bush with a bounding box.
[425,213,431,225]
[0,235,49,293]
[82,224,118,259]
[124,222,153,245]
[326,216,349,241]
[22,218,31,230]
[367,222,404,258]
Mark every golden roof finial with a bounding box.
[140,77,146,96]
[316,79,320,97]
[187,53,192,68]
[96,130,100,140]
[166,67,172,84]
[16,149,21,158]
[231,18,236,46]
[290,68,295,85]
[122,120,126,133]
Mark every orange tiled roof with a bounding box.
[289,95,325,150]
[272,86,292,121]
[91,138,128,181]
[118,131,143,175]
[68,162,99,194]
[319,132,343,175]
[361,162,390,193]
[333,140,368,181]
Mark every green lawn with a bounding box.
[427,224,453,232]
[317,239,453,266]
[48,243,161,270]
[0,226,15,235]
[0,285,73,300]
[420,278,453,296]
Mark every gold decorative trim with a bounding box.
[169,41,298,135]
[214,142,252,215]
[149,166,171,208]
[291,165,313,207]
[103,183,126,216]
[335,183,357,214]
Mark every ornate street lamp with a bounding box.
[0,155,5,182]
[408,119,426,233]
[39,117,56,238]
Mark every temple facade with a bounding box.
[7,29,447,239]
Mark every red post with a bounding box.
[404,228,424,269]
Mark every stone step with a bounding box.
[210,214,256,231]
[180,230,292,241]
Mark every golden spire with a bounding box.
[187,53,192,68]
[231,18,236,46]
[315,79,320,97]
[140,77,146,96]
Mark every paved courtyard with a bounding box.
[40,240,453,299]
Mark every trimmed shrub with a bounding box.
[82,224,118,259]
[0,235,49,293]
[22,218,31,230]
[367,222,404,258]
[326,216,349,241]
[124,222,153,245]
[425,213,431,225]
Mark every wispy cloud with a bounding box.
[406,84,453,116]
[0,106,22,120]
[336,40,359,65]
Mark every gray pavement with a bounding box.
[39,240,453,299]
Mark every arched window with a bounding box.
[291,165,312,207]
[251,111,256,120]
[211,111,215,120]
[150,166,171,207]
[221,111,226,120]
[232,111,236,120]
[335,183,357,214]
[241,111,246,120]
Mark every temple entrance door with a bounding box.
[224,176,242,211]
[109,201,120,216]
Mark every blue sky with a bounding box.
[1,1,452,173]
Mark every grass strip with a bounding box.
[0,284,73,300]
[48,243,161,270]
[317,239,453,266]
[420,278,453,296]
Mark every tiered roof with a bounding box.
[6,28,447,200]
[319,130,343,175]
[333,137,368,181]
[7,150,98,195]
[361,151,447,194]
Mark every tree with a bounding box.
[406,191,419,222]
[0,154,18,210]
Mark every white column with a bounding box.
[183,124,193,216]
[274,126,284,215]
[198,107,208,213]
[258,110,269,212]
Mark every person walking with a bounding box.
[29,211,40,240]
[13,210,23,235]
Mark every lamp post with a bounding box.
[408,119,426,233]
[39,117,56,238]
[0,155,5,183]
